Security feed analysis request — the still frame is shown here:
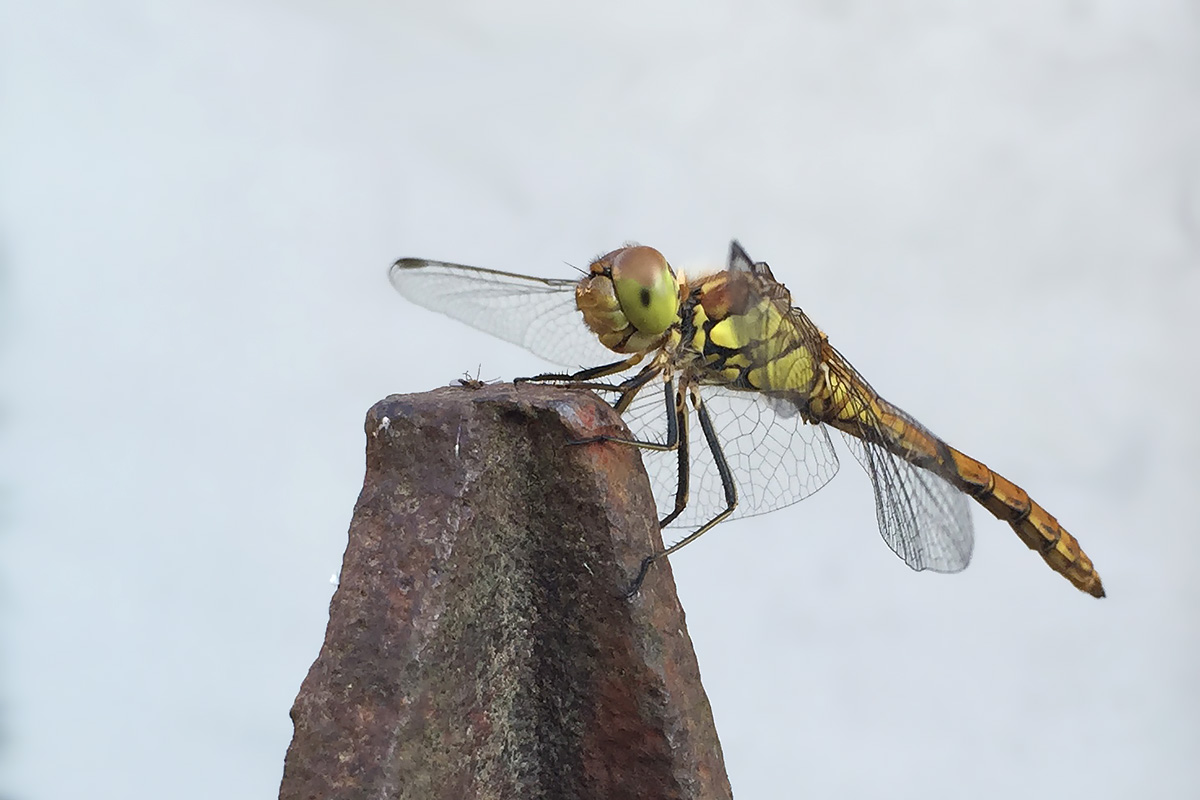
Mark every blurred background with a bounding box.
[2,1,1198,798]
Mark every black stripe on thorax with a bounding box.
[676,291,702,350]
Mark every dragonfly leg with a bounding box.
[516,354,644,385]
[610,363,665,410]
[656,386,691,528]
[544,361,663,399]
[626,388,738,598]
[545,380,635,393]
[569,376,681,451]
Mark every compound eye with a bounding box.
[610,246,678,335]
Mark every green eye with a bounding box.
[611,246,679,335]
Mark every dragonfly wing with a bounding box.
[617,383,841,531]
[840,427,974,573]
[389,259,619,369]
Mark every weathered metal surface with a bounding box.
[279,384,730,800]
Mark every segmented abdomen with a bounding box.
[940,447,1105,597]
[820,359,1105,597]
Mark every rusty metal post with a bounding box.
[279,384,730,800]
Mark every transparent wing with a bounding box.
[614,381,841,532]
[840,402,974,573]
[390,258,619,369]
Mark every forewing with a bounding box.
[389,258,619,369]
[840,406,974,573]
[615,382,841,532]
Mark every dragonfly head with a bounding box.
[577,245,681,353]
[608,245,679,335]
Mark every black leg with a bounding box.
[657,384,690,528]
[516,354,644,385]
[626,388,738,598]
[611,364,666,413]
[569,376,682,451]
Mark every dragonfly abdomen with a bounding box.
[810,353,1105,597]
[940,446,1105,597]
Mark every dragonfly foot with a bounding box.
[624,555,656,599]
[566,435,609,446]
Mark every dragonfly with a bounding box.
[390,241,1104,598]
